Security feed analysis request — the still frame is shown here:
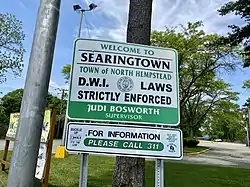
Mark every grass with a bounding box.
[1,150,250,187]
[183,146,209,154]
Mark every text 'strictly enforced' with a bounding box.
[67,39,179,125]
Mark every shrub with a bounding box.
[183,138,188,147]
[184,138,199,147]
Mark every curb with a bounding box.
[184,148,211,156]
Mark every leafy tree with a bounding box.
[61,64,71,83]
[151,21,239,137]
[203,100,245,142]
[0,105,8,138]
[243,79,250,89]
[218,0,250,67]
[1,88,63,114]
[182,79,239,137]
[0,88,65,138]
[0,13,25,83]
[1,88,23,115]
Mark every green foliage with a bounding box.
[242,79,250,108]
[0,105,8,138]
[2,88,23,115]
[151,21,240,137]
[203,100,245,142]
[0,13,25,83]
[183,138,188,147]
[243,98,250,108]
[242,79,250,89]
[46,93,65,114]
[183,138,199,147]
[0,88,66,138]
[61,64,71,83]
[218,0,250,67]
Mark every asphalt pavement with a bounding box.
[181,140,250,168]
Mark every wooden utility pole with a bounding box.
[112,0,153,186]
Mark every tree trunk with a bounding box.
[112,0,153,187]
[189,128,194,138]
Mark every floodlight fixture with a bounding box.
[73,3,97,12]
[73,4,82,11]
[89,3,97,11]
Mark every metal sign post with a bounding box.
[79,153,88,187]
[155,159,164,187]
[155,125,164,187]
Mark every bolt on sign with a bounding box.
[67,39,179,126]
[66,123,183,160]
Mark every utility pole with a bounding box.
[56,88,66,138]
[247,108,250,147]
[60,89,66,114]
[7,0,61,186]
[112,0,153,187]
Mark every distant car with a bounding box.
[203,137,210,141]
[214,139,222,142]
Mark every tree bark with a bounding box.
[112,0,153,187]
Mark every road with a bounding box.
[181,140,250,168]
[1,139,250,168]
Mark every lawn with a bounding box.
[1,151,250,187]
[184,146,209,154]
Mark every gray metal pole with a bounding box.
[61,115,68,145]
[79,152,89,187]
[247,108,250,147]
[76,9,89,187]
[155,159,164,187]
[155,125,164,187]
[78,10,84,38]
[6,0,61,186]
[61,10,84,146]
[246,126,249,147]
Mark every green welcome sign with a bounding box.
[67,39,179,126]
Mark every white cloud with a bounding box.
[19,1,27,9]
[75,0,243,41]
[31,0,247,105]
[49,80,68,97]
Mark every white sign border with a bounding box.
[65,122,183,160]
[66,38,180,126]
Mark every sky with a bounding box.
[0,0,249,106]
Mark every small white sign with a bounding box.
[66,123,183,160]
[35,143,47,180]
